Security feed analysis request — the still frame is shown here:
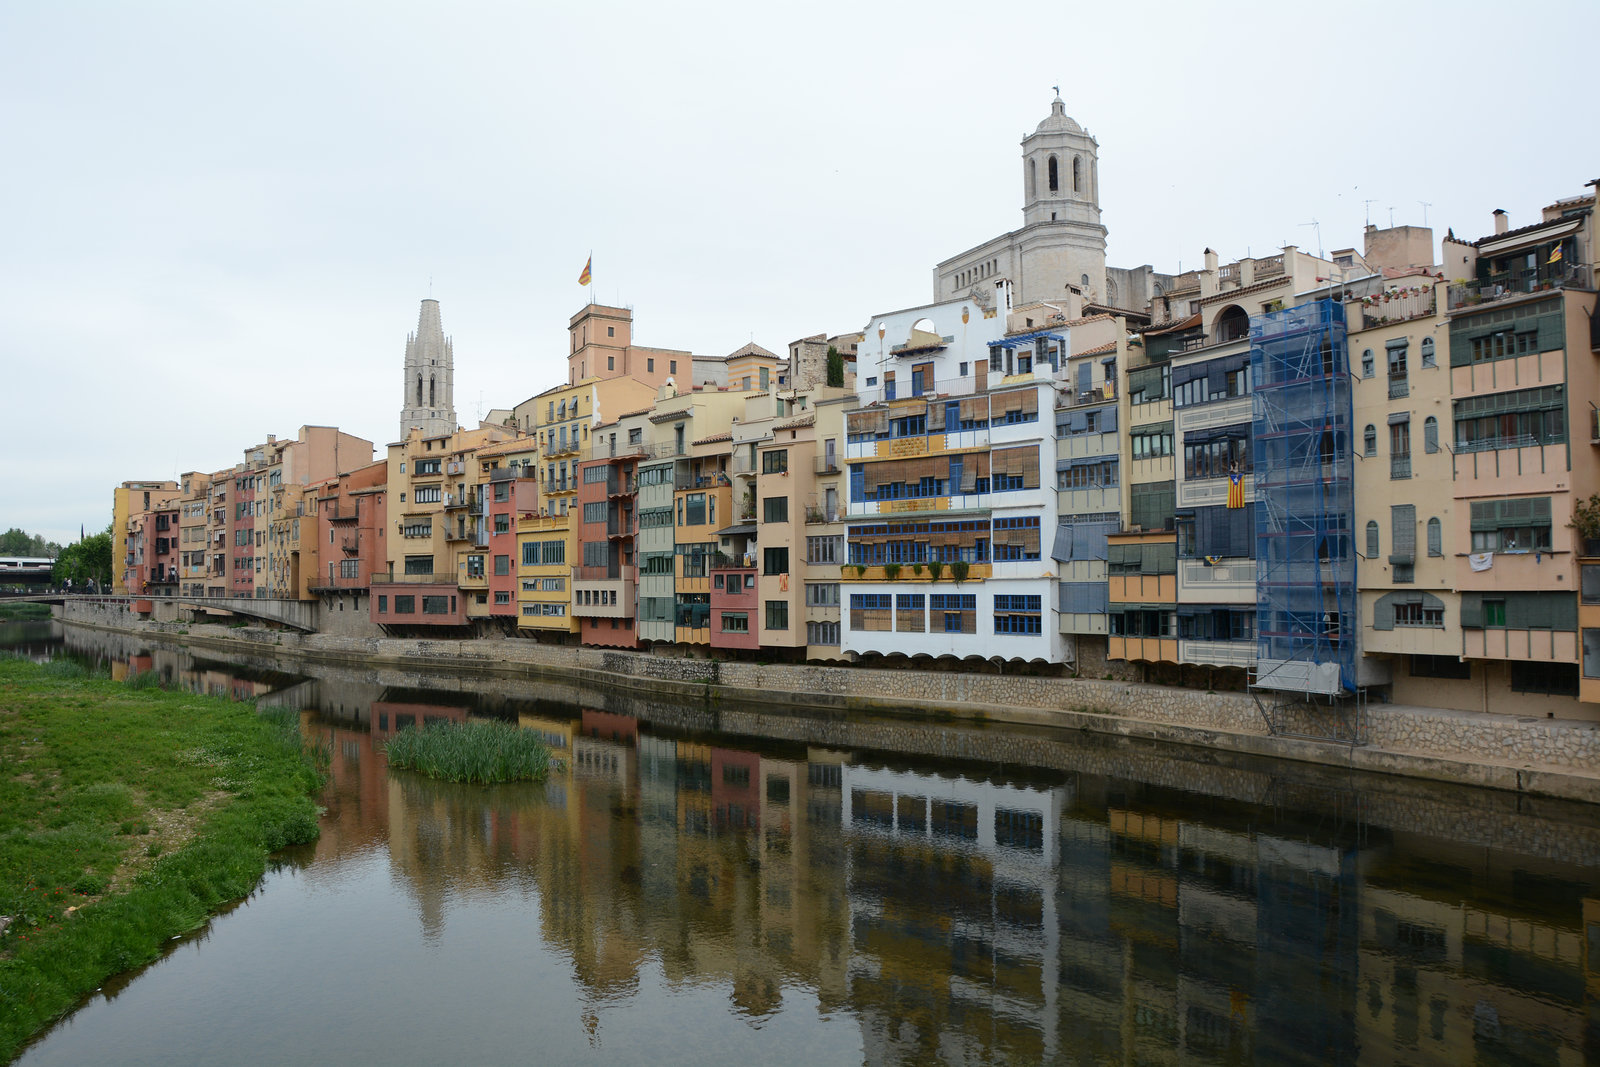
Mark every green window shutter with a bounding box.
[1459,593,1484,629]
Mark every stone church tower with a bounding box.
[933,94,1112,309]
[399,298,456,440]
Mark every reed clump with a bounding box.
[383,720,552,784]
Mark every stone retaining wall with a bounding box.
[54,603,1600,800]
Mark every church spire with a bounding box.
[399,298,456,440]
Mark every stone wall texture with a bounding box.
[55,601,1600,802]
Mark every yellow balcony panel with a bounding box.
[1108,635,1179,664]
[1462,628,1578,663]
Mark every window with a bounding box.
[1420,337,1436,367]
[403,555,434,575]
[894,593,925,632]
[377,595,387,613]
[414,458,441,475]
[422,596,449,615]
[807,536,843,564]
[494,554,510,576]
[413,486,441,504]
[1484,599,1507,627]
[1469,497,1551,553]
[1363,425,1377,457]
[1423,416,1438,454]
[763,497,788,523]
[1365,521,1379,558]
[494,590,510,605]
[994,594,1042,634]
[806,620,840,646]
[721,612,749,633]
[1387,340,1409,397]
[930,593,975,633]
[1510,662,1578,696]
[1394,600,1443,627]
[763,547,789,575]
[1361,348,1374,377]
[1584,565,1600,605]
[493,514,510,533]
[1411,655,1469,680]
[805,582,840,607]
[850,593,892,631]
[765,600,788,630]
[647,358,655,373]
[670,360,677,374]
[1390,420,1411,479]
[1453,385,1566,453]
[1058,460,1119,490]
[1129,426,1173,459]
[762,449,788,474]
[1427,517,1442,557]
[1586,629,1600,679]
[394,595,415,614]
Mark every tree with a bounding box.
[0,528,61,558]
[54,527,112,587]
[825,346,844,388]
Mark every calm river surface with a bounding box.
[7,620,1600,1065]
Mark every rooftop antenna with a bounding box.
[1300,219,1323,259]
[1418,200,1432,226]
[1388,205,1395,228]
[1362,199,1378,226]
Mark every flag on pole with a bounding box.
[1227,467,1245,509]
[578,255,592,286]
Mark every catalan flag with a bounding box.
[1548,245,1564,265]
[578,255,592,286]
[1227,467,1245,509]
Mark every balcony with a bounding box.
[1447,263,1592,309]
[674,471,729,491]
[731,454,757,476]
[543,479,572,495]
[1357,287,1437,329]
[444,489,479,511]
[1387,376,1409,400]
[368,567,461,586]
[815,454,841,475]
[1390,455,1411,480]
[710,552,755,571]
[1179,639,1256,669]
[805,505,839,525]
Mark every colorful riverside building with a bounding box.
[842,282,1069,666]
[112,480,179,595]
[373,423,517,631]
[471,437,539,627]
[572,408,653,648]
[176,472,212,598]
[1439,194,1598,715]
[304,460,388,620]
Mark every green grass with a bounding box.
[0,603,51,621]
[384,719,553,784]
[0,655,324,1062]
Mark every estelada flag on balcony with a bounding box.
[578,255,592,286]
[1227,466,1245,509]
[1549,245,1564,265]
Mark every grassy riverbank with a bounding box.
[0,656,324,1062]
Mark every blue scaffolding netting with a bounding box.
[1250,299,1357,696]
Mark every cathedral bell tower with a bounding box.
[399,298,456,440]
[1020,93,1108,300]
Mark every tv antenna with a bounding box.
[1362,199,1378,226]
[1418,201,1432,226]
[1300,219,1323,259]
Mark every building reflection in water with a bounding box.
[52,626,1600,1064]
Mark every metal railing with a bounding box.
[815,454,840,475]
[1447,263,1592,309]
[1390,455,1411,480]
[1454,433,1546,455]
[368,568,461,586]
[1387,377,1409,399]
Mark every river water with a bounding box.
[7,620,1600,1065]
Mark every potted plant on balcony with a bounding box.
[951,560,969,584]
[883,563,901,580]
[1570,494,1600,556]
[911,563,924,578]
[928,560,944,581]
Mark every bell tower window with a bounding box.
[1047,155,1059,192]
[416,375,423,407]
[1073,156,1081,193]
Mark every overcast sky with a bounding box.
[4,1,1595,547]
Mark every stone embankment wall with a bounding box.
[55,601,1600,803]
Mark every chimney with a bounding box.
[1203,247,1218,273]
[1493,209,1509,235]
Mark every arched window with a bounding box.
[1420,337,1436,367]
[1366,521,1379,558]
[1427,517,1442,556]
[429,376,435,406]
[417,375,423,406]
[1072,156,1081,193]
[1081,273,1090,289]
[1047,155,1059,192]
[1361,349,1374,377]
[1028,158,1036,199]
[1424,416,1439,453]
[1364,425,1377,456]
